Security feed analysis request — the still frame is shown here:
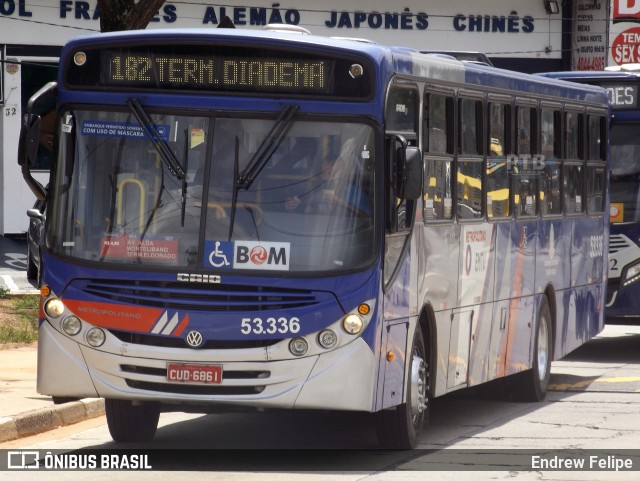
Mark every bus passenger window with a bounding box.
[540,109,559,161]
[563,164,584,214]
[514,175,538,217]
[386,86,418,133]
[540,162,561,216]
[588,115,605,161]
[487,155,510,218]
[487,103,509,218]
[424,158,453,221]
[565,112,583,160]
[425,93,453,154]
[587,165,606,214]
[516,106,533,155]
[457,159,483,219]
[459,99,482,155]
[540,109,562,216]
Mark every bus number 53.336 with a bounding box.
[240,317,301,335]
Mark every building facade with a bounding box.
[0,0,602,234]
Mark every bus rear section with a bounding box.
[538,69,639,323]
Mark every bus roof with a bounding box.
[62,28,608,105]
[537,70,640,82]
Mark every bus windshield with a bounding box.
[610,122,640,222]
[48,109,376,273]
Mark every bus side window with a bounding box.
[514,106,538,217]
[487,102,510,218]
[385,82,419,232]
[457,97,484,220]
[564,111,584,215]
[586,164,606,214]
[588,114,606,161]
[457,159,483,220]
[586,114,607,215]
[459,98,482,155]
[423,91,453,221]
[540,109,562,216]
[564,164,584,214]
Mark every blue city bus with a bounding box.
[539,69,638,323]
[19,29,609,448]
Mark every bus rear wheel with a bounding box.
[511,297,552,401]
[105,399,160,443]
[376,326,429,449]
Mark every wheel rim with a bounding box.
[537,315,549,382]
[410,350,428,421]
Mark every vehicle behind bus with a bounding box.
[539,69,638,323]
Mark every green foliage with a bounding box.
[0,320,38,344]
[0,295,39,344]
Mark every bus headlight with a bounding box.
[44,298,65,318]
[86,327,106,347]
[289,337,308,357]
[318,329,338,349]
[623,261,640,287]
[61,316,82,336]
[343,314,364,335]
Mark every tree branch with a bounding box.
[97,0,166,32]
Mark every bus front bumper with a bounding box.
[37,321,377,412]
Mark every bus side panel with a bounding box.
[556,285,603,358]
[458,224,495,307]
[418,225,460,398]
[377,320,409,409]
[461,224,495,386]
[376,237,419,409]
[571,218,606,291]
[488,222,534,381]
[536,219,572,293]
[418,225,460,313]
[432,309,455,397]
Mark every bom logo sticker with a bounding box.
[234,241,290,271]
[204,240,290,271]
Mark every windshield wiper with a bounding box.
[236,104,298,190]
[126,98,185,180]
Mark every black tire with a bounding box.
[105,399,160,443]
[510,297,552,401]
[52,396,80,405]
[26,245,37,281]
[376,326,429,449]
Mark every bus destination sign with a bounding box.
[103,53,330,93]
[603,83,639,109]
[64,44,371,99]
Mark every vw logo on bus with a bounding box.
[185,330,204,348]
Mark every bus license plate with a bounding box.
[167,363,222,384]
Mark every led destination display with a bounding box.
[64,43,372,99]
[104,53,329,93]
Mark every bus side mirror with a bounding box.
[18,113,42,167]
[394,136,422,200]
[402,146,422,200]
[18,81,56,202]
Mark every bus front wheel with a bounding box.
[376,326,429,449]
[105,399,160,443]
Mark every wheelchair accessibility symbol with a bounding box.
[206,241,232,268]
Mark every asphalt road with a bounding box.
[2,324,639,480]
[0,236,39,295]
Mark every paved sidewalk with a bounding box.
[0,343,104,443]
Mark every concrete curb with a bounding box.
[0,399,105,443]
